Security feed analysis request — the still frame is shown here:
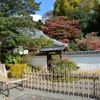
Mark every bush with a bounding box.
[21,54,33,63]
[1,53,21,64]
[1,53,21,70]
[51,59,79,74]
[9,63,29,78]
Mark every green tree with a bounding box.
[0,0,41,17]
[0,0,41,62]
[53,0,80,18]
[28,35,54,50]
[71,9,88,32]
[35,19,43,29]
[79,0,99,15]
[68,41,78,51]
[86,2,100,36]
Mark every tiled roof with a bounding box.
[33,30,68,46]
[62,50,100,55]
[40,45,66,52]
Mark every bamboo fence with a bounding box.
[23,67,100,99]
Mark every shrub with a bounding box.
[9,63,29,78]
[51,59,79,74]
[1,53,21,70]
[21,54,33,63]
[1,53,21,64]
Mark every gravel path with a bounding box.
[0,88,98,100]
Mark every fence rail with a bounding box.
[23,67,100,99]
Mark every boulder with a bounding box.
[0,64,7,78]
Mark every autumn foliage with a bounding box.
[41,16,81,43]
[77,32,100,50]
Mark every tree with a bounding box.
[68,41,79,51]
[53,0,80,18]
[77,32,100,50]
[0,0,41,17]
[79,0,99,15]
[71,9,88,32]
[85,2,100,36]
[0,0,41,62]
[85,13,100,36]
[35,19,43,29]
[53,0,99,33]
[41,16,82,43]
[42,10,53,24]
[29,35,54,50]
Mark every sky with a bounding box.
[31,0,55,21]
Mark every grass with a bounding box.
[48,75,99,82]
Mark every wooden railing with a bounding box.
[23,68,100,99]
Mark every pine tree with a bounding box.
[0,0,41,62]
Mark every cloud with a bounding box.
[30,14,42,21]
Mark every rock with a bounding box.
[0,64,7,78]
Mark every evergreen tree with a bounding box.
[0,0,41,62]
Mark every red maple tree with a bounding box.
[41,16,81,43]
[77,32,100,50]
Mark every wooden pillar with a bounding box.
[59,51,62,59]
[47,54,52,70]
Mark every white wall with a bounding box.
[62,54,100,72]
[29,55,47,67]
[13,46,28,55]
